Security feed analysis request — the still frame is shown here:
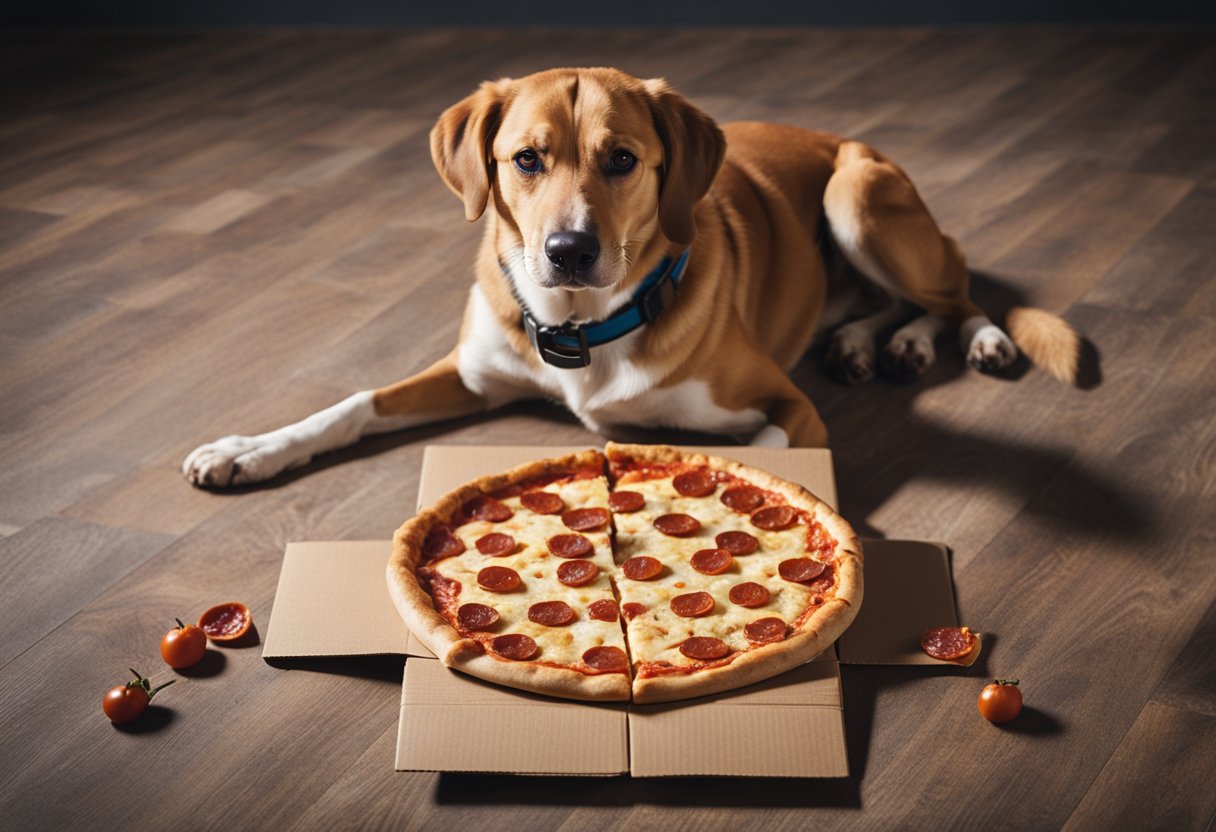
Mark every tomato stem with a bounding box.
[125,668,176,701]
[175,617,185,629]
[994,678,1020,686]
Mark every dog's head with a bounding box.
[431,68,724,291]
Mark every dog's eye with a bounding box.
[514,149,542,174]
[609,149,636,174]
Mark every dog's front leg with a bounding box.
[183,350,486,487]
[748,374,830,450]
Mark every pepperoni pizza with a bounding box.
[388,444,863,703]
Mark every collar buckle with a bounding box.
[637,268,679,324]
[523,313,591,369]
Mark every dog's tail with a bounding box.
[1006,307,1080,384]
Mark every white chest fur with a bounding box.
[457,286,765,437]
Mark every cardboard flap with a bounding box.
[628,661,847,778]
[396,659,628,775]
[839,540,957,665]
[262,541,432,659]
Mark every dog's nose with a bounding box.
[544,231,600,274]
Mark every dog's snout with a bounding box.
[544,231,600,275]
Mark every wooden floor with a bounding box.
[1,27,1214,831]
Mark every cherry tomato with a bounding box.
[198,602,252,642]
[161,618,207,669]
[978,678,1023,724]
[103,669,175,725]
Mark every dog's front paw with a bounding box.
[966,325,1018,373]
[182,435,295,487]
[882,331,936,379]
[826,332,875,385]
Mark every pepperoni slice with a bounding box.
[729,581,771,607]
[621,602,648,620]
[721,485,764,512]
[583,646,628,673]
[475,532,516,556]
[778,558,827,583]
[670,591,715,618]
[622,556,663,580]
[690,548,733,575]
[673,468,716,497]
[745,617,788,644]
[456,603,499,631]
[608,490,645,513]
[920,626,978,661]
[491,633,539,661]
[562,507,610,531]
[653,513,701,537]
[715,530,759,555]
[547,533,593,558]
[520,491,564,515]
[476,565,521,592]
[528,600,576,627]
[422,528,465,560]
[679,637,731,661]
[463,495,513,523]
[556,560,599,587]
[752,505,798,530]
[589,599,620,622]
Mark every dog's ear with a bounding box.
[644,79,726,246]
[431,79,510,222]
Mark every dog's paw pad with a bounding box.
[967,325,1018,373]
[826,337,875,385]
[882,334,935,379]
[183,435,266,488]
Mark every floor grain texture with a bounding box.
[1,27,1213,831]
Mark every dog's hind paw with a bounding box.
[966,324,1018,373]
[182,435,295,487]
[826,333,875,386]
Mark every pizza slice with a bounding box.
[605,443,863,703]
[388,449,631,701]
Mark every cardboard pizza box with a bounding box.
[262,446,966,778]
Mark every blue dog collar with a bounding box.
[507,250,690,369]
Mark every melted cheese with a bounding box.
[431,476,626,668]
[613,474,828,668]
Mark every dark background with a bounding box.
[4,0,1215,26]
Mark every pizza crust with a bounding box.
[388,449,632,702]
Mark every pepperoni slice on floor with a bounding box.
[653,513,701,537]
[690,548,734,575]
[491,633,539,661]
[729,581,771,607]
[670,591,715,618]
[673,469,716,497]
[715,530,759,555]
[562,507,610,531]
[475,532,516,556]
[745,617,788,644]
[457,603,499,631]
[557,560,600,587]
[477,565,521,592]
[622,556,663,580]
[721,485,764,513]
[589,599,620,622]
[528,600,576,627]
[752,505,797,531]
[608,490,645,513]
[547,533,593,558]
[920,626,978,660]
[778,558,827,583]
[463,495,513,523]
[583,646,628,673]
[679,636,731,661]
[520,491,564,515]
[621,602,647,620]
[422,528,465,560]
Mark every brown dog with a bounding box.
[184,67,1078,486]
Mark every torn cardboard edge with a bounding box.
[262,445,965,778]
